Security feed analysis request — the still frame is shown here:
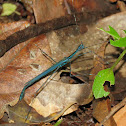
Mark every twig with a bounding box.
[98,97,126,126]
[0,13,83,57]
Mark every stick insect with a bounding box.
[19,43,85,101]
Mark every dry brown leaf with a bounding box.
[89,42,107,85]
[30,81,93,117]
[0,21,30,40]
[8,99,42,124]
[93,99,117,126]
[8,87,92,124]
[5,82,93,124]
[113,105,126,126]
[7,82,93,124]
[33,0,65,23]
[0,21,31,70]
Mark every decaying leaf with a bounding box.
[93,99,117,126]
[8,99,42,124]
[6,81,93,124]
[113,105,126,126]
[0,20,31,70]
[29,81,93,118]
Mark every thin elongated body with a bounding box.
[19,43,84,100]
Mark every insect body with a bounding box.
[19,43,84,101]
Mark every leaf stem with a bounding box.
[110,47,126,70]
[14,11,21,15]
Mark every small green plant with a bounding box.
[1,3,20,16]
[93,26,126,99]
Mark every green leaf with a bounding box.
[99,26,121,40]
[1,3,17,16]
[123,30,126,34]
[93,68,115,99]
[99,26,126,47]
[110,37,126,47]
[54,119,63,126]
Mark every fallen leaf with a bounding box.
[33,0,65,23]
[7,83,92,124]
[113,105,126,126]
[8,99,43,124]
[30,81,93,118]
[0,20,31,70]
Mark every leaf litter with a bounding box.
[1,11,126,125]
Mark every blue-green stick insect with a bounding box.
[19,43,85,101]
